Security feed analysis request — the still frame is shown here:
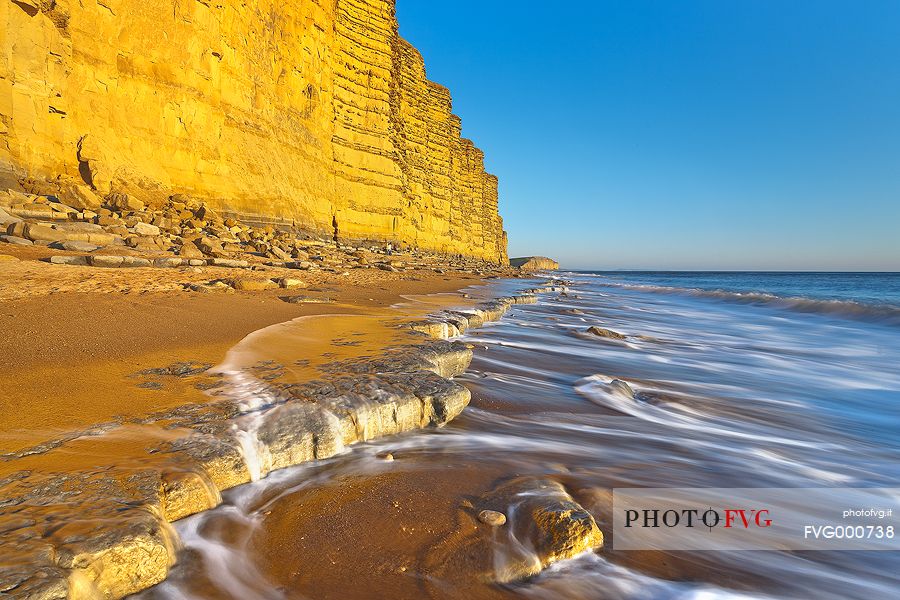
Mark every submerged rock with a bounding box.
[483,478,604,582]
[608,378,636,399]
[586,325,626,340]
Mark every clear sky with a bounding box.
[396,1,900,271]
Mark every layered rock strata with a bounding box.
[1,0,507,262]
[0,289,581,599]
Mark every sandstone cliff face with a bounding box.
[0,0,507,262]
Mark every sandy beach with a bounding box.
[0,250,487,453]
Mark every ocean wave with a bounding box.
[575,276,900,326]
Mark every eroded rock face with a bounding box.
[0,0,507,262]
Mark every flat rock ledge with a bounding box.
[0,286,563,599]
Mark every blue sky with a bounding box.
[396,1,900,271]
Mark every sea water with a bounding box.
[144,272,900,599]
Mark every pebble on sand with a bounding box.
[478,510,507,527]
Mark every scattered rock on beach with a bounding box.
[209,258,250,269]
[231,277,276,291]
[65,185,103,210]
[140,362,212,378]
[153,257,184,268]
[49,255,88,266]
[281,295,334,304]
[0,207,21,225]
[185,282,220,293]
[276,277,307,289]
[51,240,100,252]
[133,222,160,236]
[0,234,32,245]
[107,193,144,212]
[87,255,123,268]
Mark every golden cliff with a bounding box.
[0,0,508,262]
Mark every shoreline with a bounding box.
[0,270,599,599]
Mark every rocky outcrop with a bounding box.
[511,256,560,270]
[0,0,507,262]
[423,476,604,587]
[480,478,605,582]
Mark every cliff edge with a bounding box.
[0,0,507,262]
